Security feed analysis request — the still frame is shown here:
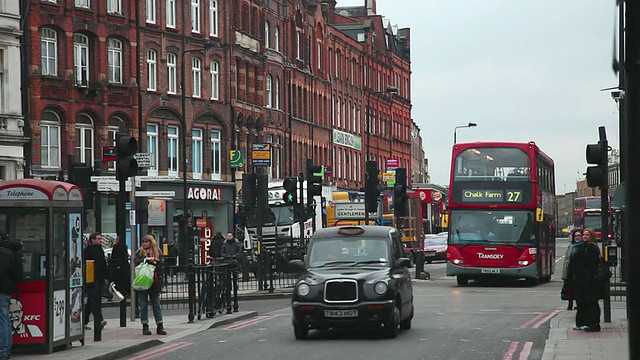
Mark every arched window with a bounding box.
[76,113,94,165]
[41,110,61,168]
[275,77,280,110]
[73,34,89,85]
[209,0,218,36]
[41,28,57,76]
[265,75,272,108]
[192,57,202,97]
[147,49,157,91]
[265,21,270,49]
[167,53,177,94]
[107,116,123,171]
[210,60,219,100]
[274,26,280,51]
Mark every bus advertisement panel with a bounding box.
[446,141,556,286]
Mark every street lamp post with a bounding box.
[365,85,398,224]
[180,41,219,322]
[453,122,478,144]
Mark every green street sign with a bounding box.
[230,150,244,168]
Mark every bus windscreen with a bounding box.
[449,210,536,245]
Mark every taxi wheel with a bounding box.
[294,324,309,340]
[400,306,413,330]
[383,305,400,338]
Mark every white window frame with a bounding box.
[166,0,176,28]
[147,49,157,91]
[107,126,118,171]
[192,57,201,98]
[146,0,156,24]
[317,41,322,70]
[192,128,203,179]
[264,21,270,49]
[168,126,179,176]
[210,130,221,180]
[108,38,123,84]
[41,111,61,168]
[167,53,177,94]
[107,0,121,14]
[41,28,58,76]
[73,34,89,86]
[296,30,301,60]
[265,75,272,108]
[75,0,90,8]
[274,77,280,110]
[274,26,280,51]
[146,123,159,175]
[209,0,218,37]
[210,60,219,100]
[75,115,94,165]
[191,0,201,33]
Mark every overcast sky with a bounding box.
[337,0,619,194]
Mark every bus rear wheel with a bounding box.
[457,276,469,286]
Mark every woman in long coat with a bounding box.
[561,229,582,310]
[567,228,602,332]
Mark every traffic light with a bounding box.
[365,161,380,213]
[394,168,408,218]
[242,174,257,224]
[306,159,323,201]
[283,177,298,205]
[116,135,138,181]
[585,141,607,188]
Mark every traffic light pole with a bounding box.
[598,126,611,323]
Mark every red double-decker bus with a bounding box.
[573,196,601,228]
[573,196,613,241]
[445,141,556,286]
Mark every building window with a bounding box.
[147,49,157,91]
[107,0,121,14]
[75,114,94,165]
[192,57,201,98]
[73,34,89,86]
[265,75,272,108]
[41,110,60,168]
[107,120,119,171]
[317,41,322,70]
[210,60,219,100]
[265,21,270,49]
[275,77,280,110]
[210,130,221,180]
[209,0,218,37]
[166,0,176,28]
[274,26,280,51]
[108,38,123,84]
[191,0,200,33]
[41,28,57,76]
[146,0,156,23]
[192,128,203,179]
[296,31,301,60]
[167,53,177,94]
[75,0,90,8]
[167,126,179,175]
[146,123,159,173]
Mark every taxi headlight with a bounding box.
[374,281,388,295]
[297,283,310,296]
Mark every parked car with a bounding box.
[423,233,447,263]
[289,225,414,340]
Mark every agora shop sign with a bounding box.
[187,187,221,201]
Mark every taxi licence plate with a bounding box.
[425,253,436,257]
[324,309,358,318]
[481,268,500,274]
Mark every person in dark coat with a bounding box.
[221,232,243,258]
[0,229,22,360]
[166,240,179,276]
[567,228,602,332]
[84,232,109,330]
[210,232,225,260]
[110,236,130,297]
[561,229,581,310]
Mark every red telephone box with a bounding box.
[0,179,85,353]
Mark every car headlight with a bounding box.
[374,281,387,295]
[297,283,310,296]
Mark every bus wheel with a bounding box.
[457,276,469,286]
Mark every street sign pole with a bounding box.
[129,181,137,322]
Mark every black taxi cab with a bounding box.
[289,225,414,339]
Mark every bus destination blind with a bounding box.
[461,189,524,203]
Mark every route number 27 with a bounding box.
[506,191,522,202]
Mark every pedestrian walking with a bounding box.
[560,228,581,310]
[167,240,179,276]
[222,232,243,259]
[568,228,602,332]
[0,229,23,360]
[210,232,225,260]
[135,234,166,335]
[84,232,108,330]
[110,236,130,297]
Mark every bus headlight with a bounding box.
[374,281,388,295]
[297,283,310,296]
[518,260,530,266]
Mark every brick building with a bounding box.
[23,0,417,236]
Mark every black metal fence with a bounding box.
[609,262,626,302]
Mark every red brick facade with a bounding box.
[25,0,414,191]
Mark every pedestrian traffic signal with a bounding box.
[365,161,380,213]
[394,168,408,218]
[585,141,607,188]
[116,135,138,181]
[306,159,323,200]
[283,177,298,205]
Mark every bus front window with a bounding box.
[449,210,535,245]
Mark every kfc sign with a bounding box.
[187,187,221,201]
